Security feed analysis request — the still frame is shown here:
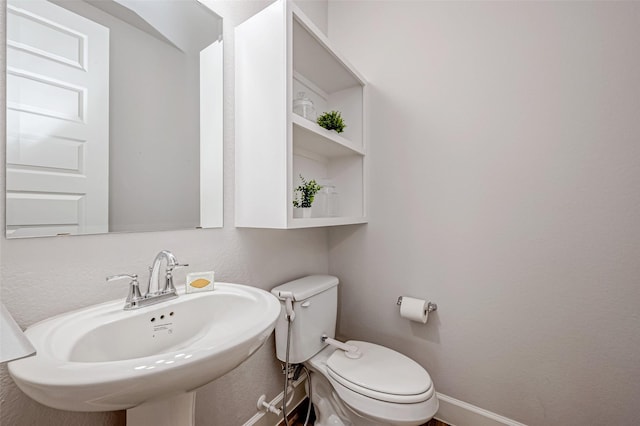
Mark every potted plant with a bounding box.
[317,110,346,133]
[293,174,322,218]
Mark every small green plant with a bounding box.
[292,174,322,208]
[317,110,346,133]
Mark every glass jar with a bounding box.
[313,182,339,217]
[326,185,339,217]
[293,92,316,121]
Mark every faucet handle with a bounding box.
[163,263,189,294]
[106,274,143,309]
[106,273,138,282]
[167,263,189,272]
[147,263,187,275]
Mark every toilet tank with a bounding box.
[271,275,339,363]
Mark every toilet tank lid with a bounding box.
[271,275,339,301]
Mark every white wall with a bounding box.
[328,1,640,425]
[0,1,329,425]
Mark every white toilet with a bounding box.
[271,275,438,426]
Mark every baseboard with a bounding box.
[435,393,528,426]
[242,374,308,426]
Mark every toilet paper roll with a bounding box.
[400,296,429,323]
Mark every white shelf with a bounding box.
[289,217,368,229]
[235,0,367,229]
[292,114,364,158]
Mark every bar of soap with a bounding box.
[186,272,215,293]
[190,278,211,288]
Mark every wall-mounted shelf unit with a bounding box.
[235,0,367,228]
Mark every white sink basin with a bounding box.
[8,283,281,415]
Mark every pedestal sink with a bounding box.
[8,283,281,426]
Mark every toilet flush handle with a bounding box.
[322,335,362,359]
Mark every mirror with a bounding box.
[5,0,223,238]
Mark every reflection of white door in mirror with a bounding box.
[6,0,109,238]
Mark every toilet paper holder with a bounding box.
[397,296,438,313]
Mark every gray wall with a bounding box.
[328,1,640,425]
[0,1,329,425]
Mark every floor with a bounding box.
[425,420,450,426]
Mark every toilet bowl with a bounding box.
[271,275,438,426]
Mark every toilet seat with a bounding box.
[307,342,439,425]
[325,341,434,404]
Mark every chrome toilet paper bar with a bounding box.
[397,296,438,313]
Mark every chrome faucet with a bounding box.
[147,250,188,297]
[107,250,188,310]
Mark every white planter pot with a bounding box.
[293,207,312,218]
